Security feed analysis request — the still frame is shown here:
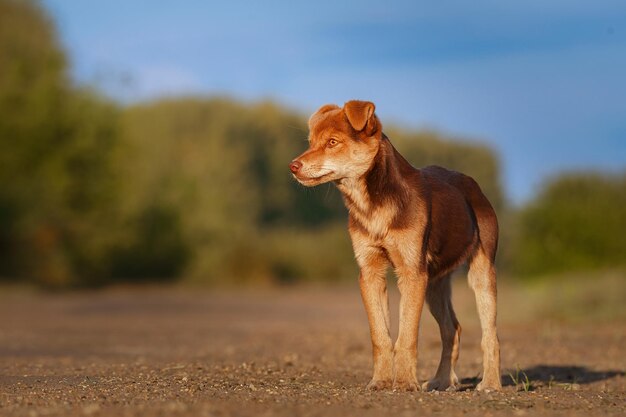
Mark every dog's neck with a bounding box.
[336,135,409,220]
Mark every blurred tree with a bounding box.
[0,0,122,286]
[115,98,258,283]
[108,203,189,281]
[513,172,626,276]
[0,0,71,284]
[116,98,347,283]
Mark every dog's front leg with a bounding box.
[355,245,393,390]
[392,267,427,391]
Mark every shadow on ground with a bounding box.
[461,365,625,388]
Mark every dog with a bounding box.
[289,100,501,392]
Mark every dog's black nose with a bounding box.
[289,160,302,173]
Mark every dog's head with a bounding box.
[289,100,382,186]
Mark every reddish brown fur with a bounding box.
[290,100,502,392]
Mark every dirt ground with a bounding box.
[0,279,624,417]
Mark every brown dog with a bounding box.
[289,100,501,392]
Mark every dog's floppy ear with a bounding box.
[308,104,340,128]
[344,100,377,134]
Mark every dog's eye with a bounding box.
[327,138,338,148]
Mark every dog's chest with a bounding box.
[349,204,397,239]
[340,181,398,239]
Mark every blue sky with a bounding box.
[43,0,626,203]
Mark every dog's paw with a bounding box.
[392,379,421,392]
[422,377,459,392]
[366,379,392,391]
[476,379,502,392]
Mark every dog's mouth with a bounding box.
[293,171,334,186]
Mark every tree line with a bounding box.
[1,0,624,287]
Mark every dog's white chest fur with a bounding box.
[338,178,397,239]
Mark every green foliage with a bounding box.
[242,224,356,285]
[114,98,337,282]
[509,365,533,392]
[0,0,69,284]
[108,204,190,281]
[0,0,122,286]
[512,172,626,276]
[0,0,67,208]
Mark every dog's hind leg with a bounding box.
[423,274,461,391]
[468,247,502,391]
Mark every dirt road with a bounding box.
[0,281,624,416]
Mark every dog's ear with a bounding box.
[308,104,340,128]
[343,100,377,135]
